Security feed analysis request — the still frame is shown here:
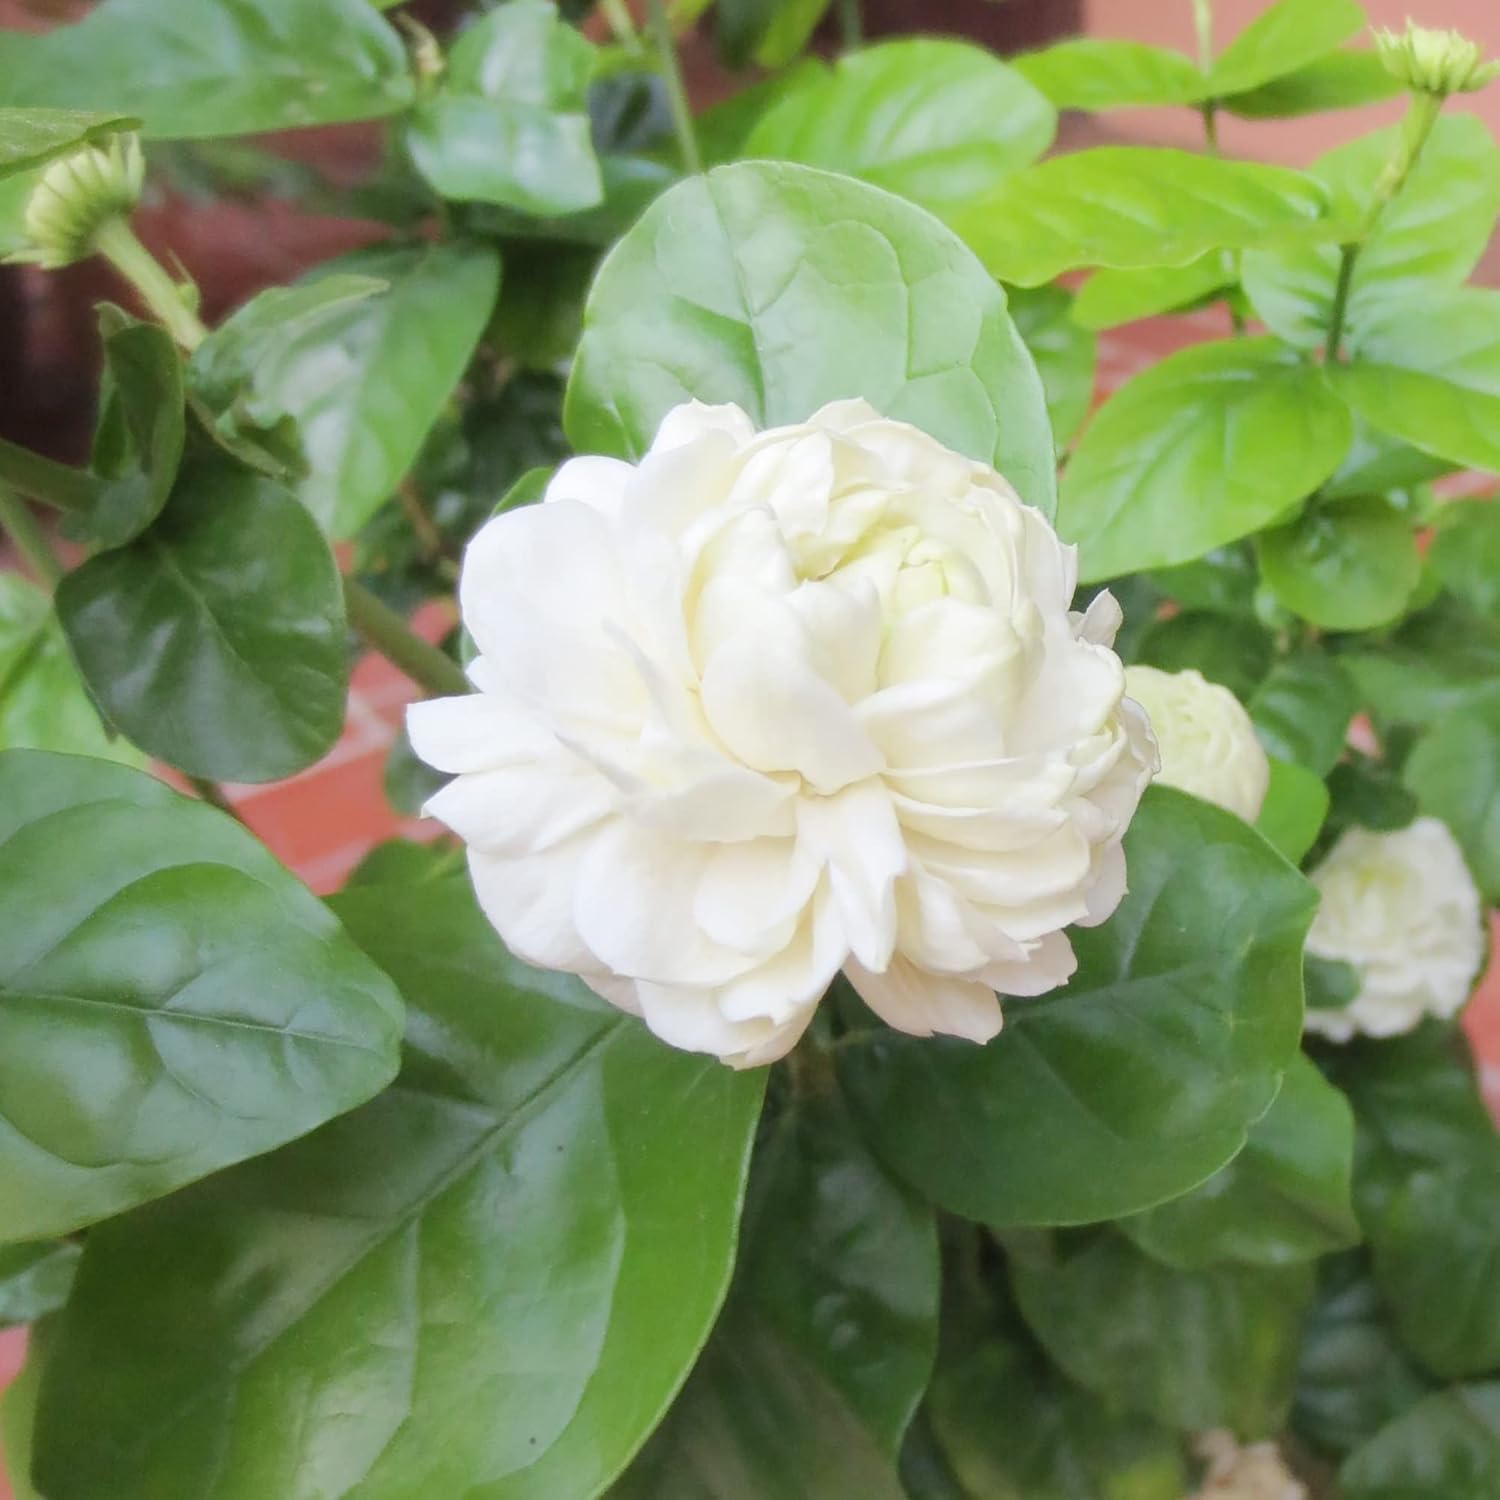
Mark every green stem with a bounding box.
[1191,0,1214,72]
[1324,243,1358,362]
[645,0,702,175]
[93,217,208,352]
[0,489,63,589]
[598,0,642,52]
[0,436,98,513]
[343,576,469,698]
[839,0,862,51]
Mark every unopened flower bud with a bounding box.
[1374,21,1500,97]
[12,133,144,270]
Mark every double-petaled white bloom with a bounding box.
[1304,817,1484,1043]
[410,400,1156,1066]
[1123,665,1269,823]
[1190,1432,1306,1500]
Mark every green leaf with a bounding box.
[1073,254,1235,331]
[743,40,1055,215]
[1206,0,1364,98]
[1120,1054,1358,1270]
[1223,50,1403,119]
[838,787,1316,1228]
[35,876,764,1500]
[1305,954,1360,1013]
[1342,599,1500,723]
[1011,38,1207,110]
[56,457,349,783]
[1322,418,1457,502]
[1058,337,1352,583]
[1258,497,1421,631]
[1135,608,1273,701]
[343,837,460,889]
[948,149,1330,289]
[0,0,414,139]
[80,310,185,549]
[715,0,831,70]
[0,750,403,1244]
[1326,756,1419,835]
[0,573,141,766]
[191,245,501,537]
[1404,704,1500,903]
[1255,756,1330,864]
[0,1241,79,1327]
[1006,286,1095,447]
[924,1334,1186,1500]
[383,719,450,818]
[1429,499,1500,619]
[1250,652,1359,775]
[1342,1384,1500,1499]
[1243,118,1500,349]
[1011,1230,1315,1438]
[694,61,825,166]
[407,0,602,215]
[566,161,1056,517]
[1293,1254,1433,1458]
[0,106,138,180]
[1147,543,1259,617]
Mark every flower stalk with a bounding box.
[645,0,702,175]
[93,217,208,352]
[342,576,470,699]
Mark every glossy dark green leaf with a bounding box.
[1243,118,1500,349]
[0,0,413,138]
[1404,704,1500,903]
[0,1241,79,1327]
[1223,49,1402,118]
[1136,609,1274,701]
[191,246,500,536]
[343,837,461,889]
[1250,653,1358,775]
[1342,1384,1500,1499]
[1073,254,1235,331]
[566,161,1056,517]
[408,0,602,215]
[0,573,141,766]
[35,878,763,1500]
[1011,1230,1315,1438]
[1058,338,1351,582]
[1327,756,1419,835]
[1206,0,1364,98]
[838,787,1316,1228]
[1342,600,1500,723]
[0,750,403,1244]
[1429,499,1500,619]
[1256,756,1330,864]
[80,311,185,548]
[743,40,1055,215]
[1293,1254,1433,1458]
[1305,954,1360,1013]
[0,106,137,179]
[1148,544,1258,618]
[57,459,349,782]
[1258,497,1421,631]
[949,150,1330,289]
[1006,286,1095,447]
[1011,38,1207,110]
[1120,1054,1358,1270]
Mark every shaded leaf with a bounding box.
[1404,703,1500,903]
[0,1241,79,1327]
[1342,1384,1500,1499]
[1250,653,1359,776]
[0,106,137,180]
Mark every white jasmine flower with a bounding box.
[410,400,1156,1066]
[1190,1431,1306,1500]
[1124,665,1269,823]
[1304,817,1484,1043]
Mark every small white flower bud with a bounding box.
[12,133,144,270]
[1373,21,1500,97]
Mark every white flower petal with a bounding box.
[846,957,1003,1044]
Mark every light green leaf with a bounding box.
[0,750,403,1245]
[1342,1384,1500,1499]
[1405,703,1500,904]
[191,245,500,537]
[57,459,349,783]
[0,0,413,139]
[34,877,764,1500]
[838,787,1316,1228]
[566,161,1056,517]
[1224,50,1403,119]
[1207,0,1365,99]
[407,0,602,215]
[0,106,138,180]
[1322,418,1457,502]
[1011,1230,1315,1438]
[1243,118,1500,349]
[694,60,825,166]
[1011,38,1207,110]
[1257,497,1421,631]
[1250,653,1358,775]
[1121,1054,1358,1270]
[1073,253,1235,331]
[1006,285,1095,446]
[948,149,1330,289]
[1429,499,1500,618]
[0,1241,79,1327]
[0,573,141,767]
[1058,337,1352,583]
[744,40,1055,214]
[1255,756,1331,864]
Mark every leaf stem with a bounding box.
[93,217,208,352]
[1191,0,1214,72]
[0,489,63,588]
[0,436,97,514]
[598,0,642,52]
[839,0,862,51]
[645,0,702,175]
[342,576,469,698]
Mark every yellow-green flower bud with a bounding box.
[1373,21,1500,97]
[12,132,144,270]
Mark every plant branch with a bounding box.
[1324,243,1359,362]
[645,0,702,175]
[598,0,642,52]
[839,0,862,51]
[94,217,208,352]
[343,576,469,698]
[0,489,63,588]
[0,436,98,514]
